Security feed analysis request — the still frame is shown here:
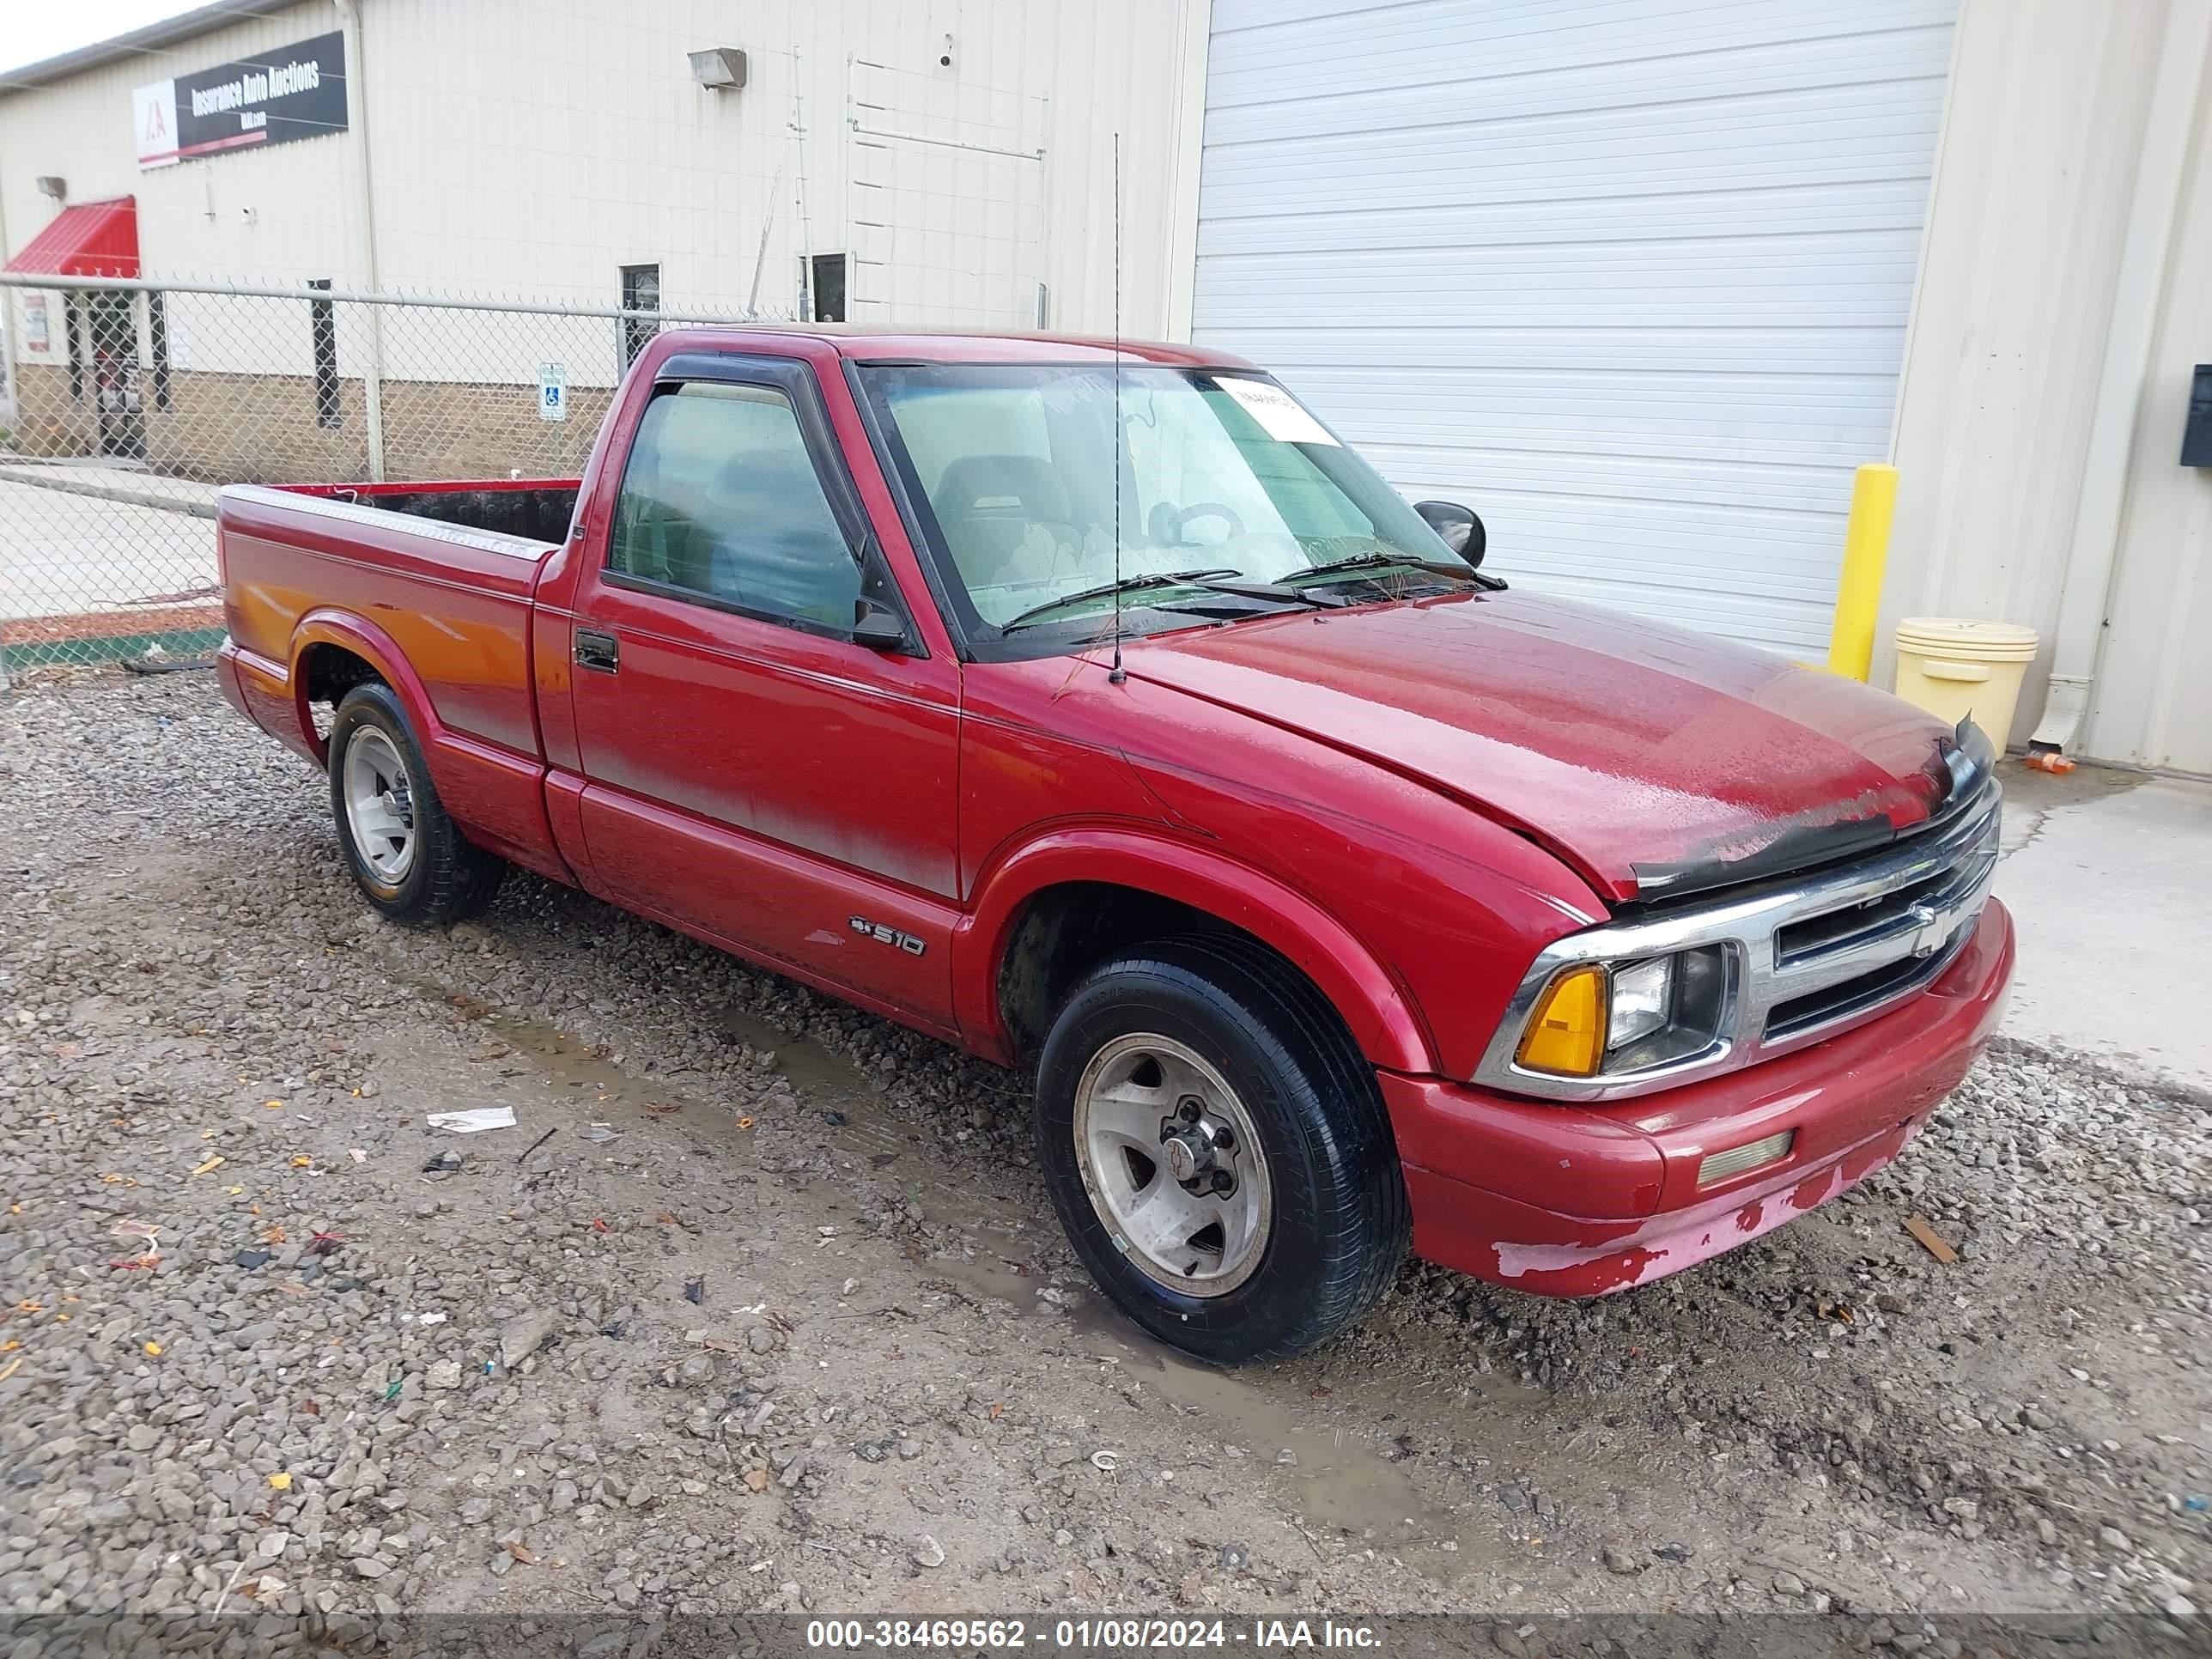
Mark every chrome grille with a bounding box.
[1773,855,1981,966]
[1762,807,1998,1042]
[1474,777,2002,1102]
[1752,785,2000,1047]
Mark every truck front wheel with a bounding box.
[327,684,504,926]
[1035,934,1409,1364]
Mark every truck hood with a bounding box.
[1119,591,1974,903]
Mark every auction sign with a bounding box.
[135,32,348,169]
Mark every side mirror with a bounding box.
[1414,500,1486,567]
[851,597,908,652]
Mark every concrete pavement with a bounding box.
[0,476,216,621]
[1995,759,2212,1093]
[0,459,221,517]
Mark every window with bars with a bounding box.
[308,279,340,428]
[620,264,661,367]
[808,253,847,324]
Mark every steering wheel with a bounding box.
[1168,501,1245,544]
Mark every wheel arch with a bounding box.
[289,612,443,763]
[955,830,1435,1075]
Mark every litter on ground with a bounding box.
[425,1107,517,1133]
[1903,1214,1960,1264]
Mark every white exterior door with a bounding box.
[1191,0,1959,659]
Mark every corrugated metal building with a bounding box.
[1179,0,2209,774]
[3,0,2206,770]
[1188,0,1957,667]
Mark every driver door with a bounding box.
[567,352,962,1030]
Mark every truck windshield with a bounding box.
[856,363,1466,638]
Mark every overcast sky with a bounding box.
[3,2,210,79]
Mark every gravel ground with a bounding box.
[1,671,2206,1643]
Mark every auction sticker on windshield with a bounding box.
[1215,377,1339,446]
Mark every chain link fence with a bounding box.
[0,273,775,676]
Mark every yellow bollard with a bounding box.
[1827,462,1899,682]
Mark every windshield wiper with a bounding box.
[1000,568,1242,632]
[1274,550,1489,588]
[1159,577,1354,611]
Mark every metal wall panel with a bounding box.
[1883,0,2209,769]
[0,1,1194,340]
[1191,0,1958,659]
[2079,33,2212,775]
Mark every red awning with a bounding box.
[3,198,140,278]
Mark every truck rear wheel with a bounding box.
[1034,934,1409,1364]
[327,683,504,926]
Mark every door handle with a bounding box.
[574,629,619,673]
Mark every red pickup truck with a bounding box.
[216,327,2013,1362]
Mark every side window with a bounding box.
[607,382,862,631]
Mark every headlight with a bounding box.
[1513,945,1732,1079]
[1607,956,1674,1050]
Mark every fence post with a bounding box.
[0,178,14,438]
[1,276,17,691]
[336,0,387,483]
[362,305,387,483]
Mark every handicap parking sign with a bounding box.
[537,362,568,422]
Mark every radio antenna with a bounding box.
[1107,131,1127,685]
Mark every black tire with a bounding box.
[1035,933,1409,1364]
[327,683,504,926]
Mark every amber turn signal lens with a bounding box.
[1516,963,1608,1076]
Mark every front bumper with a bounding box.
[1383,896,2014,1297]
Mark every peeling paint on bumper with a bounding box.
[1481,1117,1915,1292]
[1388,896,2014,1297]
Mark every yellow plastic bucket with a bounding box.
[1891,617,2039,744]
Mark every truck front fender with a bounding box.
[954,828,1436,1075]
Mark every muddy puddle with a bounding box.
[714,1005,918,1170]
[922,1207,1474,1555]
[417,988,895,1145]
[424,975,1485,1566]
[1139,1351,1467,1547]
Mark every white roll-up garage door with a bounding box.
[1191,0,1958,659]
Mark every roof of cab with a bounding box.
[653,324,1257,370]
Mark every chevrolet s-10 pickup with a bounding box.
[216,325,2013,1361]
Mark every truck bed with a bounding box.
[216,477,575,882]
[283,479,581,544]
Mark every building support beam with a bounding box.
[1161,0,1211,343]
[2030,0,2212,758]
